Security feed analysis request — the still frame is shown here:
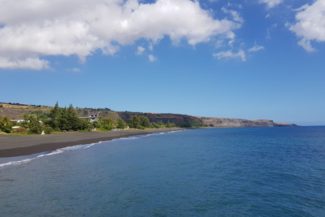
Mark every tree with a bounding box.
[47,103,90,131]
[99,118,114,130]
[48,102,60,130]
[129,115,151,129]
[166,122,176,128]
[66,105,82,131]
[57,108,69,131]
[0,116,12,133]
[129,116,141,129]
[24,115,43,134]
[152,121,166,128]
[116,119,127,129]
[78,119,91,131]
[139,116,150,128]
[92,121,100,129]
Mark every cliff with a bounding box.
[201,117,295,128]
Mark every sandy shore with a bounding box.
[0,128,181,157]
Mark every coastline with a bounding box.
[0,128,181,158]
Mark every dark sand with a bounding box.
[0,128,181,157]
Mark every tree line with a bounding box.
[0,103,176,134]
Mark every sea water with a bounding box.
[0,127,324,217]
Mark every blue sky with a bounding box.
[0,0,324,125]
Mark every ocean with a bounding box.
[0,127,324,217]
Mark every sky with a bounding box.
[0,0,324,125]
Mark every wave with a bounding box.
[158,130,184,135]
[0,141,103,169]
[0,158,34,168]
[0,130,183,169]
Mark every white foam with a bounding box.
[112,136,138,141]
[0,158,33,168]
[0,142,101,169]
[0,130,183,169]
[84,142,101,149]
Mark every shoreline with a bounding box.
[0,128,181,158]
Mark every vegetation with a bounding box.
[48,103,90,131]
[0,102,202,135]
[23,115,43,134]
[0,103,91,134]
[98,118,115,131]
[128,115,151,129]
[116,119,127,129]
[0,116,13,133]
[118,112,202,128]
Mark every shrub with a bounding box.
[129,115,151,129]
[0,116,13,133]
[24,115,43,134]
[12,127,27,134]
[47,103,91,131]
[43,126,53,134]
[99,118,115,130]
[116,119,127,129]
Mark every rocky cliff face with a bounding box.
[201,117,294,128]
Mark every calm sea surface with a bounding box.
[0,127,324,217]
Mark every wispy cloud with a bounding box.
[66,67,81,73]
[214,44,264,62]
[248,45,264,53]
[214,49,246,61]
[136,46,146,55]
[222,7,244,24]
[259,0,282,8]
[148,54,157,62]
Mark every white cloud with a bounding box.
[259,0,282,8]
[136,46,146,55]
[290,0,325,52]
[0,0,240,70]
[248,45,264,53]
[214,49,246,61]
[297,39,315,53]
[222,7,243,24]
[0,57,49,70]
[214,44,264,61]
[148,54,157,62]
[67,67,81,73]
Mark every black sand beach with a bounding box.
[0,128,180,157]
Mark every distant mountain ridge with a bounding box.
[0,102,295,128]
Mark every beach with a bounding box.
[0,128,180,157]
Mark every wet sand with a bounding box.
[0,128,181,157]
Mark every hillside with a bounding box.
[0,102,202,128]
[0,103,50,119]
[0,102,294,128]
[201,117,295,128]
